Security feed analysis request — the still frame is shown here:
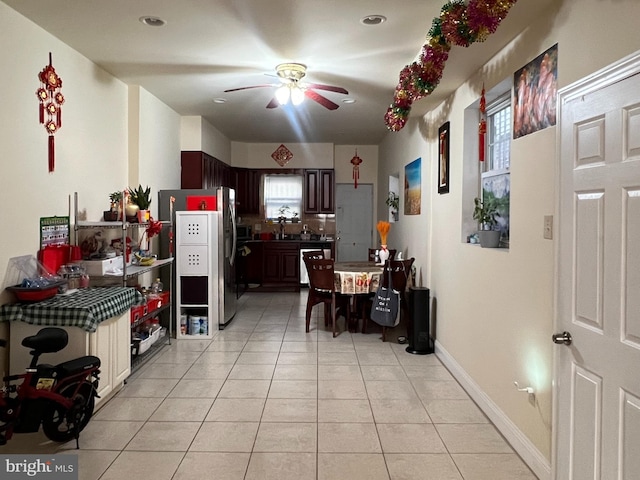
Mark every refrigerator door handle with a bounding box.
[229,203,237,266]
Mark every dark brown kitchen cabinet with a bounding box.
[233,168,260,215]
[181,151,231,189]
[262,242,300,291]
[304,169,334,214]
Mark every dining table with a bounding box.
[333,261,384,332]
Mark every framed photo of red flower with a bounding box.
[438,121,450,194]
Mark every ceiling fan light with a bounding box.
[275,85,290,105]
[291,86,305,106]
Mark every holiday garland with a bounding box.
[384,0,518,132]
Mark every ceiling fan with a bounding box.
[224,63,348,110]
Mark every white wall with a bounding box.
[0,2,128,303]
[0,4,186,373]
[377,0,640,475]
[231,142,334,169]
[130,86,182,220]
[180,115,232,164]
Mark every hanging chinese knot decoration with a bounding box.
[350,150,363,188]
[478,84,486,162]
[36,53,64,172]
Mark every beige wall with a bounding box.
[378,0,640,475]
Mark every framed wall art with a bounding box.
[438,121,450,194]
[513,43,558,139]
[404,157,421,215]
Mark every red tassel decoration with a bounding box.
[479,84,486,162]
[48,135,55,173]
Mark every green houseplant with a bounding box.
[128,185,152,210]
[385,191,399,221]
[473,196,501,247]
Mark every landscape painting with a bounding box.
[404,157,421,215]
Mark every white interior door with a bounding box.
[335,184,373,262]
[555,57,640,479]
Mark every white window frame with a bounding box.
[480,93,511,246]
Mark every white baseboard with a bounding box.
[434,340,551,480]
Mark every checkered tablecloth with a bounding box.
[0,287,142,333]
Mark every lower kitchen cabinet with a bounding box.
[262,242,300,291]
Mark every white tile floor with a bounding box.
[1,291,538,480]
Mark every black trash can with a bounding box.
[406,286,433,354]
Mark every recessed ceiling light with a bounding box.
[139,16,166,27]
[213,98,226,104]
[360,15,386,26]
[342,98,356,104]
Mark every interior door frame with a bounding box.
[553,49,640,479]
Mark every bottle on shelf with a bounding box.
[150,277,163,295]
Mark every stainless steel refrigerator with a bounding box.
[158,187,237,328]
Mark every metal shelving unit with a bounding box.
[74,192,174,372]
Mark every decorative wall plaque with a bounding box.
[271,144,293,167]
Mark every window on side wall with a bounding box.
[481,93,511,247]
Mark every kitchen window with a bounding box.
[263,174,303,220]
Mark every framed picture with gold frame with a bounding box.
[438,121,450,194]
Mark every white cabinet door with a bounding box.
[89,311,131,409]
[90,321,113,406]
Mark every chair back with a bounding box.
[368,248,397,262]
[381,258,414,294]
[304,257,335,292]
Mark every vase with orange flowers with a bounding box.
[376,221,391,265]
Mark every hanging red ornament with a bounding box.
[479,84,486,162]
[350,150,363,188]
[36,53,63,172]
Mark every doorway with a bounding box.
[335,183,373,262]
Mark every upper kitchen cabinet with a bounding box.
[233,167,260,215]
[304,169,334,214]
[181,151,231,189]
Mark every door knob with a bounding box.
[552,331,572,345]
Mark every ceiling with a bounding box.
[5,0,553,145]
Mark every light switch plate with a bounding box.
[543,215,553,240]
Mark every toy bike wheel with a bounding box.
[42,381,95,442]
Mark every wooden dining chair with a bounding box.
[367,248,397,262]
[303,257,350,337]
[363,257,414,341]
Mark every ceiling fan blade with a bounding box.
[223,84,274,93]
[266,97,279,109]
[305,83,348,95]
[305,89,339,110]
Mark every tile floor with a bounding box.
[1,291,538,480]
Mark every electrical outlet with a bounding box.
[543,215,553,240]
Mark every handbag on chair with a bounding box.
[369,267,400,328]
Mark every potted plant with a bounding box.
[104,191,122,221]
[291,211,300,223]
[473,196,501,247]
[385,191,399,221]
[128,185,152,222]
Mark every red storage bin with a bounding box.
[130,304,148,324]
